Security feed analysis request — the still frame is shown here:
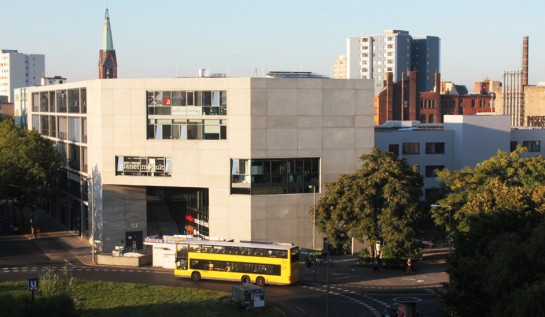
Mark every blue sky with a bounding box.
[3,0,544,90]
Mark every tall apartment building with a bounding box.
[346,30,439,92]
[0,50,45,102]
[332,55,347,79]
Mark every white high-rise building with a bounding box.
[0,50,45,102]
[346,30,439,93]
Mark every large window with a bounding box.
[425,165,444,178]
[115,156,172,177]
[231,158,319,195]
[56,90,67,112]
[522,141,541,152]
[388,144,399,157]
[402,143,420,155]
[147,119,227,140]
[146,90,227,140]
[425,142,445,154]
[68,89,80,113]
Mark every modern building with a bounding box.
[0,49,45,102]
[373,72,495,125]
[41,76,67,86]
[375,114,545,201]
[24,77,375,252]
[332,55,347,79]
[346,30,440,92]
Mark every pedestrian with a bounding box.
[373,256,380,273]
[406,258,412,275]
[305,256,312,277]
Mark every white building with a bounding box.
[24,77,375,252]
[375,115,545,201]
[346,30,440,93]
[0,50,45,102]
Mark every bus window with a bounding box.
[290,247,299,262]
[176,244,188,259]
[176,258,188,270]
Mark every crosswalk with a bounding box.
[0,266,167,274]
[302,284,385,317]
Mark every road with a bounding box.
[0,234,441,317]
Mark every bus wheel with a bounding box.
[256,276,266,287]
[191,271,201,281]
[241,275,251,283]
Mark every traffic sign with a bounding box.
[28,278,39,291]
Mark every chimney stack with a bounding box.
[522,36,529,86]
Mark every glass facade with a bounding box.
[146,90,227,140]
[146,187,209,238]
[231,158,320,195]
[115,156,172,177]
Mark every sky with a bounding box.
[2,0,544,90]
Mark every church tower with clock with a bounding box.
[98,8,117,79]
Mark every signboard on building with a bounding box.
[115,156,171,177]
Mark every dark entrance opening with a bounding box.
[146,187,209,238]
[126,231,143,250]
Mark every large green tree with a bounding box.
[434,148,545,317]
[312,148,424,258]
[0,120,62,231]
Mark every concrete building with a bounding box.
[332,55,347,79]
[0,49,45,102]
[41,76,67,86]
[346,30,440,92]
[374,115,545,201]
[24,77,375,252]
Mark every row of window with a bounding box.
[147,119,227,140]
[185,259,281,276]
[53,141,87,173]
[147,90,227,108]
[177,244,289,259]
[32,88,87,114]
[511,140,541,152]
[389,142,445,156]
[231,158,319,195]
[31,115,87,143]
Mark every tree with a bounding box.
[434,148,545,317]
[0,120,62,232]
[312,148,424,258]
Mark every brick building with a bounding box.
[374,72,494,125]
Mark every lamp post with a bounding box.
[431,204,452,256]
[308,185,317,250]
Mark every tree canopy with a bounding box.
[434,148,545,317]
[312,148,424,258]
[0,120,61,214]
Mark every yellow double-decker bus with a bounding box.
[174,240,300,286]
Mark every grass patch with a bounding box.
[0,279,281,317]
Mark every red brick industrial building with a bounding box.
[374,72,495,125]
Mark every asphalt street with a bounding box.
[0,231,443,317]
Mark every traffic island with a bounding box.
[96,253,152,267]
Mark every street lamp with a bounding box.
[308,185,317,250]
[431,204,452,256]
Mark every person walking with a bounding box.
[305,256,313,278]
[373,256,380,273]
[406,258,413,275]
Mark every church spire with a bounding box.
[98,8,117,79]
[102,8,114,51]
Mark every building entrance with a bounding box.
[146,187,209,238]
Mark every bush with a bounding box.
[41,265,74,297]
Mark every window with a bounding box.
[471,100,475,108]
[510,141,518,152]
[522,141,541,152]
[402,143,419,155]
[388,144,399,157]
[231,158,319,195]
[68,89,79,113]
[425,142,445,154]
[116,156,172,177]
[425,165,444,178]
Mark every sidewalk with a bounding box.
[303,248,449,289]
